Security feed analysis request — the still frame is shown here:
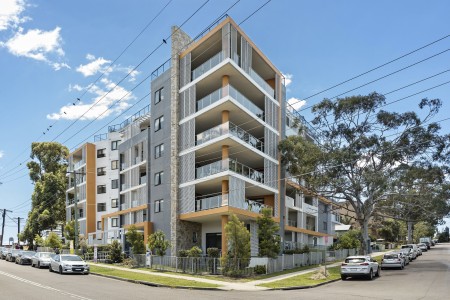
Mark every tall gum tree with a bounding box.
[22,142,69,245]
[279,93,449,254]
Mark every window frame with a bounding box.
[97,202,106,212]
[111,160,119,170]
[154,143,164,159]
[154,199,163,213]
[111,179,119,189]
[97,167,106,176]
[97,185,106,194]
[154,171,163,186]
[111,198,118,208]
[97,148,106,158]
[154,115,164,132]
[154,87,164,104]
[111,218,118,227]
[111,140,120,151]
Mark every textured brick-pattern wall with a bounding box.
[250,221,259,256]
[170,27,193,255]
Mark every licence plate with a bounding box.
[350,268,357,271]
[74,268,82,271]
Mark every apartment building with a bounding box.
[69,16,339,254]
[66,131,121,242]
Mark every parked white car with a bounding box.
[381,253,404,270]
[341,256,380,280]
[49,254,89,275]
[401,244,418,259]
[31,252,53,268]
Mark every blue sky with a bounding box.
[0,0,449,242]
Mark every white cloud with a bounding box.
[287,97,306,111]
[0,0,28,31]
[76,55,111,77]
[0,150,4,159]
[47,83,134,120]
[1,26,68,70]
[283,73,293,87]
[68,84,83,92]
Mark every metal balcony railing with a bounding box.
[195,194,222,212]
[249,68,274,98]
[191,51,224,80]
[287,220,297,227]
[195,122,263,152]
[195,158,264,184]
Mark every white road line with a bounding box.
[0,270,94,300]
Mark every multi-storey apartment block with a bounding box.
[68,16,339,254]
[66,131,121,242]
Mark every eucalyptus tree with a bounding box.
[279,93,448,253]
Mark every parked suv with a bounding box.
[401,244,418,259]
[341,256,380,280]
[1,247,10,260]
[6,249,21,262]
[381,253,404,270]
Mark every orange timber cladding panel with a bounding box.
[85,143,96,236]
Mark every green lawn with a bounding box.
[257,266,341,289]
[90,265,221,288]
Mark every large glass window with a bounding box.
[111,179,119,189]
[154,116,164,132]
[111,198,118,208]
[111,160,119,170]
[154,200,163,213]
[154,88,164,104]
[111,218,118,227]
[154,171,163,186]
[111,140,120,150]
[154,143,164,159]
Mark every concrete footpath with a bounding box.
[90,251,386,291]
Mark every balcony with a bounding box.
[121,163,128,171]
[306,224,316,231]
[195,194,269,214]
[135,157,143,164]
[191,51,224,81]
[196,85,264,121]
[195,122,263,152]
[195,158,264,183]
[303,203,318,215]
[286,196,295,209]
[120,203,129,210]
[131,199,146,208]
[249,68,274,98]
[73,160,85,170]
[195,194,222,212]
[331,214,341,223]
[287,220,297,227]
[139,175,147,185]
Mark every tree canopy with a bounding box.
[22,142,69,245]
[279,93,449,253]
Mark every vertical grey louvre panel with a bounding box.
[274,194,279,217]
[250,221,259,256]
[179,185,195,214]
[222,23,230,58]
[179,53,191,87]
[229,176,245,208]
[241,37,251,73]
[180,85,196,119]
[265,96,279,130]
[180,119,195,151]
[275,73,281,101]
[179,152,195,184]
[264,158,278,189]
[264,127,278,159]
[230,26,237,63]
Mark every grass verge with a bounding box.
[257,266,341,289]
[90,265,221,288]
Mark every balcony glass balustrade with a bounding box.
[73,160,85,170]
[287,220,297,227]
[196,122,263,152]
[195,158,264,183]
[191,51,224,80]
[194,193,269,214]
[196,85,264,120]
[249,68,274,98]
[195,194,222,211]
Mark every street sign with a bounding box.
[94,246,98,263]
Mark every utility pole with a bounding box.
[73,170,79,252]
[16,217,24,244]
[1,209,13,246]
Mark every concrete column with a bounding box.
[221,180,229,206]
[221,110,229,124]
[221,215,228,255]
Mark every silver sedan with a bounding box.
[49,254,90,275]
[31,252,53,268]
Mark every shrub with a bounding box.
[148,230,170,257]
[254,265,266,275]
[187,246,202,257]
[207,247,220,258]
[126,225,146,255]
[178,250,188,257]
[109,240,123,263]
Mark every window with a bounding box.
[111,140,120,150]
[154,171,163,186]
[154,87,164,104]
[154,115,164,132]
[97,203,106,212]
[79,209,84,218]
[97,221,102,230]
[111,179,119,189]
[111,218,118,227]
[97,167,106,176]
[97,185,106,194]
[154,143,164,159]
[323,221,328,231]
[97,148,106,158]
[154,200,163,213]
[111,198,118,208]
[111,160,119,170]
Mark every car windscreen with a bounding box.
[401,245,412,249]
[22,251,35,256]
[39,253,52,258]
[12,250,20,254]
[345,258,366,264]
[61,255,82,261]
[384,254,398,259]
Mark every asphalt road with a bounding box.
[1,243,449,300]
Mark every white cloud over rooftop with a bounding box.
[0,0,28,31]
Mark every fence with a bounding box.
[137,248,358,275]
[84,251,111,262]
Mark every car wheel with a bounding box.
[37,262,41,269]
[49,265,53,272]
[31,262,34,268]
[375,267,380,277]
[341,275,347,280]
[400,264,404,270]
[84,272,89,275]
[59,266,63,275]
[367,269,374,280]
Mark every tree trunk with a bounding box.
[359,218,370,255]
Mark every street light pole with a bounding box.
[73,170,79,252]
[1,209,13,246]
